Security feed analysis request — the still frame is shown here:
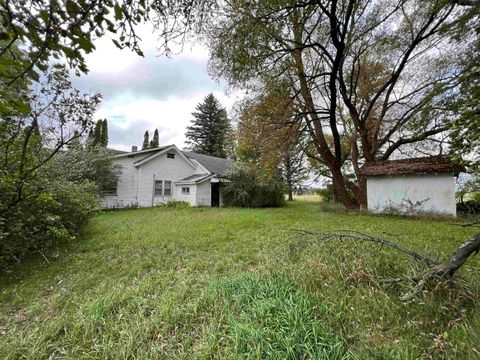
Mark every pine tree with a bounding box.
[92,120,102,147]
[185,93,232,158]
[142,131,150,150]
[150,129,159,148]
[100,119,108,147]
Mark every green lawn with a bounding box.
[1,200,479,359]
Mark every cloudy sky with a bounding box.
[71,25,240,151]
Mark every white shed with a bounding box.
[361,156,463,217]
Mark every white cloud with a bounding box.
[71,23,241,151]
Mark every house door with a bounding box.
[211,182,220,207]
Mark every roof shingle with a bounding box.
[359,155,463,176]
[182,151,234,175]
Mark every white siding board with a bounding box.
[366,174,456,216]
[196,181,212,206]
[175,184,197,206]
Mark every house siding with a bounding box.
[366,174,456,216]
[103,147,205,208]
[196,180,212,206]
[137,150,197,207]
[102,156,138,208]
[175,184,197,206]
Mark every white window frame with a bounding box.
[163,180,172,196]
[182,187,190,195]
[154,180,163,196]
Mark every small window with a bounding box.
[164,181,172,196]
[103,182,117,195]
[167,153,175,159]
[154,180,163,196]
[182,187,190,195]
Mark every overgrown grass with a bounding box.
[0,200,479,359]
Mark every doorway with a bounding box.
[211,182,220,207]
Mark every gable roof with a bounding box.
[114,145,172,159]
[183,151,234,176]
[112,145,234,175]
[359,155,464,177]
[108,148,129,156]
[133,145,196,168]
[175,173,215,184]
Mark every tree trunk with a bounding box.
[356,175,367,209]
[288,187,293,201]
[331,165,357,209]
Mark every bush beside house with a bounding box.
[222,166,285,208]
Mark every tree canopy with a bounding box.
[207,0,479,208]
[185,93,232,158]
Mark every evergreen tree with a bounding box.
[100,119,108,147]
[88,119,108,147]
[150,129,159,148]
[93,120,103,147]
[142,131,150,150]
[185,93,232,158]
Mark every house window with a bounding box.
[164,181,172,196]
[182,187,190,195]
[167,153,175,159]
[154,180,163,196]
[103,182,117,196]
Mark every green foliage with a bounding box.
[185,93,232,158]
[0,175,100,270]
[457,200,480,215]
[315,184,335,202]
[88,119,109,148]
[157,200,191,209]
[142,130,150,150]
[150,128,159,148]
[0,66,111,270]
[223,166,285,208]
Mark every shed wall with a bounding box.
[366,174,456,216]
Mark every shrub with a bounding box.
[314,184,334,202]
[457,200,480,215]
[0,179,99,270]
[222,166,285,208]
[158,200,191,209]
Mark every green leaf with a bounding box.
[0,32,10,40]
[114,4,123,20]
[78,37,94,53]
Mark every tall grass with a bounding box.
[0,200,478,359]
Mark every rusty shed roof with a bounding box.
[360,155,464,176]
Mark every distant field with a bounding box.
[1,200,479,359]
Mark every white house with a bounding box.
[360,156,463,217]
[103,145,234,208]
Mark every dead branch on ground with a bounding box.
[287,228,480,301]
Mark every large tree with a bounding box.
[237,82,309,200]
[185,93,232,158]
[207,0,476,208]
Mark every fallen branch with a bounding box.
[287,229,480,300]
[288,228,437,266]
[401,233,480,300]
